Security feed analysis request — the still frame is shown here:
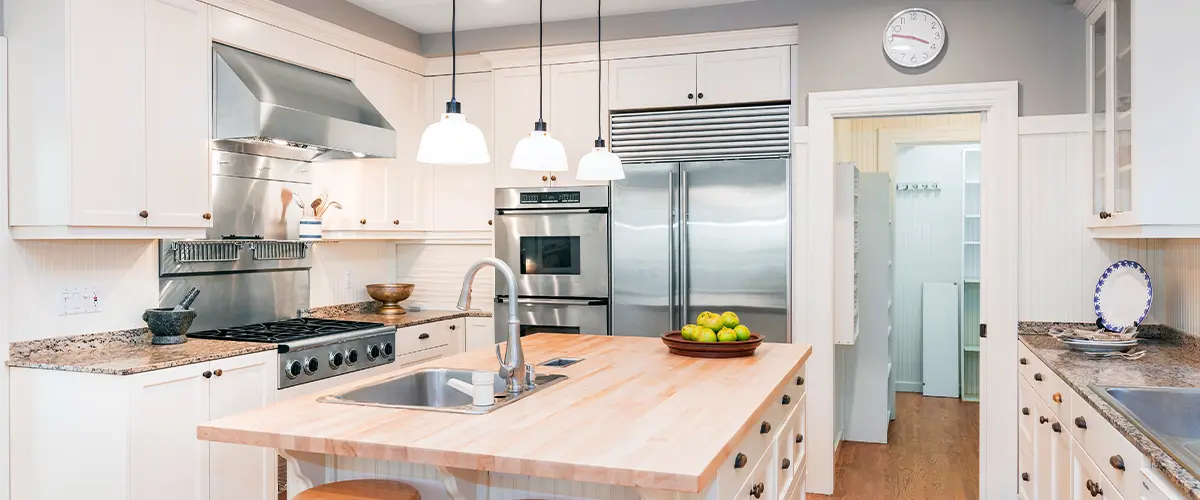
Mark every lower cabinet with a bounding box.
[711,365,806,500]
[11,351,277,500]
[466,316,497,352]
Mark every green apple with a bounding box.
[717,327,737,342]
[680,324,698,341]
[720,311,740,329]
[696,311,723,331]
[733,324,751,341]
[696,327,718,343]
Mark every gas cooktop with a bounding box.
[187,317,386,344]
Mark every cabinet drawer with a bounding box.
[1070,393,1144,500]
[1140,466,1187,500]
[735,452,774,500]
[1020,349,1070,419]
[717,421,772,499]
[775,402,801,499]
[1019,376,1037,451]
[397,344,449,367]
[1072,439,1123,500]
[396,321,452,356]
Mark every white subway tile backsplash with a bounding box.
[310,242,398,307]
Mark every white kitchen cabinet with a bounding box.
[6,0,212,238]
[466,317,497,352]
[609,48,791,111]
[1085,0,1200,237]
[494,66,556,188]
[11,351,278,500]
[549,61,611,187]
[430,72,497,231]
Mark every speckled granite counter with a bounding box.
[304,301,491,327]
[7,328,277,375]
[1019,323,1200,499]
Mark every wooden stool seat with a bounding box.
[294,479,421,500]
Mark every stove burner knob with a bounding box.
[329,351,344,369]
[367,344,381,361]
[285,360,303,379]
[303,357,319,375]
[382,342,394,357]
[346,349,359,365]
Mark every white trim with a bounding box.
[322,230,493,245]
[893,381,924,393]
[1075,0,1104,15]
[0,37,12,500]
[423,55,495,77]
[8,226,207,240]
[480,26,798,69]
[1018,114,1091,135]
[804,81,1019,498]
[792,126,809,144]
[1090,224,1200,238]
[876,127,982,175]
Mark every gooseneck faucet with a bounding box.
[457,257,532,394]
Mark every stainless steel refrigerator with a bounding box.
[610,159,790,342]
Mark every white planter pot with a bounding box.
[299,217,323,240]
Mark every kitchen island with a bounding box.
[198,334,811,500]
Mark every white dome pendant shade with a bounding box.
[511,121,568,171]
[417,101,489,164]
[577,139,624,180]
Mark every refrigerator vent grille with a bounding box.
[610,104,790,162]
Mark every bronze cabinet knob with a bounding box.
[1052,392,1063,403]
[1034,373,1043,381]
[1021,472,1030,482]
[418,333,430,340]
[1075,416,1087,429]
[1086,479,1102,496]
[760,421,771,434]
[781,458,790,470]
[360,218,367,225]
[1109,455,1125,471]
[749,482,764,499]
[1021,407,1030,415]
[781,394,791,405]
[542,175,549,181]
[488,220,493,226]
[796,433,803,444]
[1051,422,1062,433]
[733,453,747,469]
[796,376,804,386]
[450,325,456,330]
[213,369,223,377]
[139,210,149,219]
[1099,211,1112,219]
[202,212,212,220]
[1020,357,1028,365]
[697,92,705,99]
[202,371,212,379]
[1039,416,1049,424]
[687,93,695,100]
[550,175,557,181]
[393,220,400,225]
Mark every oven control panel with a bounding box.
[520,191,581,205]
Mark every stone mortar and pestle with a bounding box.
[143,287,200,345]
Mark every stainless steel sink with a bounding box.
[319,368,567,415]
[1093,385,1200,477]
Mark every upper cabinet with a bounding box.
[7,0,212,239]
[494,66,555,189]
[429,72,497,231]
[550,61,610,187]
[1086,0,1200,237]
[609,46,791,110]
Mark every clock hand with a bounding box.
[892,33,930,44]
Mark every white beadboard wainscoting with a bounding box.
[1160,239,1200,333]
[310,242,399,307]
[395,243,494,311]
[1016,115,1165,324]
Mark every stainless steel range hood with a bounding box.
[212,43,396,162]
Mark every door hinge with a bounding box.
[979,323,987,338]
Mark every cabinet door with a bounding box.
[550,61,610,187]
[209,352,277,500]
[465,317,496,352]
[1072,439,1116,500]
[494,66,554,188]
[130,362,211,500]
[70,0,148,227]
[430,73,496,231]
[311,164,362,231]
[386,68,433,231]
[608,54,697,110]
[696,47,791,106]
[1037,399,1072,500]
[145,0,211,228]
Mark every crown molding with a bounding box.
[424,55,495,76]
[480,26,798,70]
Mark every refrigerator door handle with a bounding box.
[680,169,690,325]
[668,169,677,328]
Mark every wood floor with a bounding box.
[809,392,980,500]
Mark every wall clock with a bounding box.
[883,8,946,68]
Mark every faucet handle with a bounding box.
[495,344,515,376]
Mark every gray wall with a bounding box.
[421,0,1085,120]
[273,0,421,54]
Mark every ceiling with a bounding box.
[343,0,763,34]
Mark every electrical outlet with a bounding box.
[57,288,72,315]
[344,271,354,292]
[57,286,102,315]
[85,286,102,313]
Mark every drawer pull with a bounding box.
[202,370,212,379]
[796,375,804,386]
[782,394,792,405]
[1021,472,1030,482]
[796,433,803,444]
[1022,407,1030,415]
[733,453,747,469]
[1019,357,1028,365]
[781,458,791,470]
[749,482,765,499]
[1034,373,1043,381]
[1110,455,1125,471]
[1051,422,1062,433]
[450,325,457,330]
[419,333,430,340]
[760,421,771,434]
[1052,392,1063,403]
[213,369,223,377]
[1039,416,1049,424]
[1075,417,1087,429]
[1086,479,1102,497]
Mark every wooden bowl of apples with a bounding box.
[660,311,763,358]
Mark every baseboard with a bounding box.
[895,381,923,393]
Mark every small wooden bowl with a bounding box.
[660,331,764,358]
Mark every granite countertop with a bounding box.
[7,328,277,376]
[304,301,491,328]
[1019,323,1200,498]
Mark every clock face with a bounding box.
[883,8,946,68]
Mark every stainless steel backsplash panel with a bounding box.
[159,270,309,332]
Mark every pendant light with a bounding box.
[510,0,568,172]
[417,0,489,165]
[576,0,624,181]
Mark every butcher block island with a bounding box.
[198,334,811,500]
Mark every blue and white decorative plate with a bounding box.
[1094,260,1153,332]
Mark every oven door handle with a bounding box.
[495,208,608,216]
[496,297,609,306]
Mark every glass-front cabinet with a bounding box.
[1086,0,1200,237]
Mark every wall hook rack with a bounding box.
[895,182,940,192]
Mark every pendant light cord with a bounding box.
[451,0,457,104]
[538,0,544,124]
[596,0,602,143]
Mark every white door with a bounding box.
[130,362,211,500]
[696,47,791,105]
[494,66,554,188]
[430,72,496,231]
[550,61,610,187]
[608,54,697,110]
[208,352,276,500]
[70,0,148,227]
[920,282,960,397]
[145,0,211,228]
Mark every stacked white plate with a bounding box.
[1058,337,1139,354]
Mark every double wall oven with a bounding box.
[493,187,610,341]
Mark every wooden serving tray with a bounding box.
[660,331,764,358]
